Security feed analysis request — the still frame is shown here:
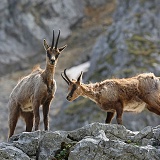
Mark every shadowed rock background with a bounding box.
[0,0,159,148]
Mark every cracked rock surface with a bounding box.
[1,123,159,160]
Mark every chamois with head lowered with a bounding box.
[8,30,67,138]
[61,69,160,125]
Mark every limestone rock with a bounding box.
[0,123,159,160]
[0,0,84,75]
[0,142,30,160]
[87,0,160,80]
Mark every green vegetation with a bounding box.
[125,139,140,146]
[125,139,132,144]
[54,142,76,160]
[126,34,157,56]
[125,34,160,74]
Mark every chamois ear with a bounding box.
[43,39,49,50]
[59,45,67,52]
[77,71,83,83]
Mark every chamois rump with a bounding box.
[61,69,160,125]
[8,30,67,138]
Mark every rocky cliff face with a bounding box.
[87,0,160,80]
[0,0,84,75]
[0,0,113,76]
[1,123,160,160]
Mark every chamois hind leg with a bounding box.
[115,102,123,125]
[21,111,34,132]
[42,98,52,130]
[105,112,115,123]
[33,100,41,131]
[8,102,20,139]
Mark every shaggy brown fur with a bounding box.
[61,70,160,125]
[8,30,67,139]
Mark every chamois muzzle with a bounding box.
[50,59,55,65]
[67,95,72,101]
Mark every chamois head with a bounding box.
[61,69,83,101]
[43,30,67,66]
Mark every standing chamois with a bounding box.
[61,69,160,125]
[8,30,67,138]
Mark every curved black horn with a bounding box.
[77,71,83,82]
[64,69,72,84]
[55,30,60,49]
[61,72,69,85]
[51,30,54,49]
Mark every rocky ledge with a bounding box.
[0,123,160,160]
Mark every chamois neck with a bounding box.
[81,83,100,103]
[46,63,55,70]
[42,64,56,87]
[45,64,56,75]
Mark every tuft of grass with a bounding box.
[126,34,157,56]
[125,139,140,146]
[125,139,132,144]
[54,142,76,160]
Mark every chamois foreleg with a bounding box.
[33,100,41,131]
[42,98,52,130]
[21,111,34,132]
[8,102,20,138]
[115,101,123,125]
[105,112,115,123]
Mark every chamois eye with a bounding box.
[47,51,51,59]
[55,54,59,59]
[73,84,77,89]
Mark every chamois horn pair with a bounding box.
[51,30,60,49]
[61,69,83,85]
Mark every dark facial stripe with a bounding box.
[47,51,51,60]
[68,84,77,98]
[55,54,59,59]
